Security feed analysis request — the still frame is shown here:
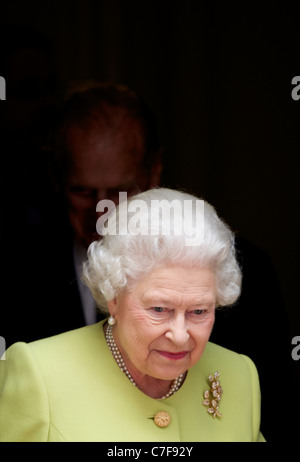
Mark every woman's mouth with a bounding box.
[157,350,189,360]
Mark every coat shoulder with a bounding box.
[205,340,257,365]
[28,322,105,357]
[199,342,260,401]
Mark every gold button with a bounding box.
[154,411,171,428]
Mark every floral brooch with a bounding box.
[202,371,223,418]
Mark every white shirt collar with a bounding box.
[73,240,97,325]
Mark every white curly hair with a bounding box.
[82,187,242,315]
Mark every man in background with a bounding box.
[1,82,162,344]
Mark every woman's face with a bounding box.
[108,265,216,382]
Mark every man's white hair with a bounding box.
[82,188,242,314]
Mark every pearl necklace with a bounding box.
[105,324,185,400]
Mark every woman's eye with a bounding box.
[193,309,205,315]
[153,307,165,313]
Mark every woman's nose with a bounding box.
[164,315,190,346]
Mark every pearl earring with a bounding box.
[108,315,116,326]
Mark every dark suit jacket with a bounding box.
[1,219,94,347]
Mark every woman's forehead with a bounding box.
[130,265,216,301]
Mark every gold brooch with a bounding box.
[202,371,223,418]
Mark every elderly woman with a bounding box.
[0,188,264,442]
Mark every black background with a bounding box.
[1,0,300,419]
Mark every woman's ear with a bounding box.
[107,299,117,318]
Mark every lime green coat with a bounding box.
[0,321,264,442]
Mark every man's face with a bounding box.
[64,121,161,248]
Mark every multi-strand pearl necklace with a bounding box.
[105,323,185,400]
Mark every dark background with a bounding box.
[1,2,299,370]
